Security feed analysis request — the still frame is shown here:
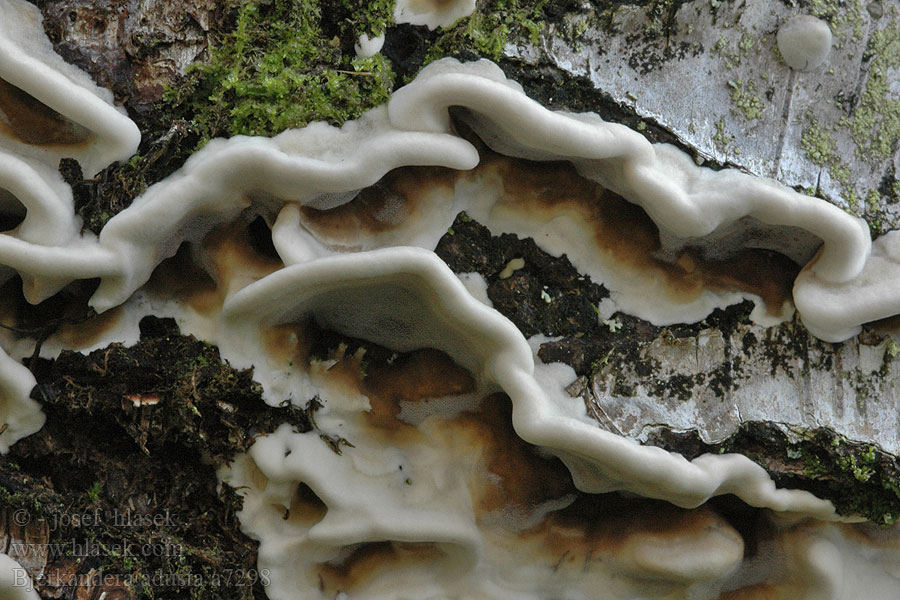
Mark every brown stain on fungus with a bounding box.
[0,277,123,351]
[200,215,284,295]
[254,329,753,592]
[300,144,799,317]
[0,78,93,146]
[144,242,221,314]
[144,214,283,315]
[318,541,446,593]
[291,482,328,525]
[520,495,744,582]
[54,304,123,349]
[486,156,800,316]
[262,321,313,375]
[299,166,459,247]
[362,348,475,433]
[449,393,574,514]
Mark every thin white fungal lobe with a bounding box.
[394,0,476,30]
[0,7,899,598]
[777,15,833,72]
[0,0,139,175]
[0,554,39,600]
[354,33,385,58]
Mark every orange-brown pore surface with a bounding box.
[274,337,751,594]
[300,150,800,317]
[0,78,93,146]
[144,214,283,315]
[2,212,285,350]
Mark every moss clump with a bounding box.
[0,316,315,599]
[424,0,548,64]
[646,422,900,524]
[165,0,395,142]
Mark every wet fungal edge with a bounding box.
[645,423,900,525]
[0,316,313,600]
[436,212,900,524]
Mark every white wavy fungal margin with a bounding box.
[0,7,898,598]
[0,0,140,175]
[394,0,477,30]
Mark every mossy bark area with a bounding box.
[435,213,900,524]
[1,316,314,599]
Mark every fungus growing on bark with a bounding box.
[1,5,900,599]
[0,0,139,175]
[777,15,833,72]
[394,0,476,30]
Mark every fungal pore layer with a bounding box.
[0,3,898,598]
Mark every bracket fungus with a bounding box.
[0,1,139,175]
[0,4,899,599]
[393,0,477,30]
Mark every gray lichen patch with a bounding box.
[505,0,900,235]
[583,313,900,456]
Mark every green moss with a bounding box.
[424,0,548,64]
[164,0,395,143]
[339,0,394,37]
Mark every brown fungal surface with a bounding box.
[318,541,447,593]
[300,146,801,319]
[0,277,124,354]
[0,78,93,146]
[143,212,284,316]
[299,165,459,247]
[261,327,750,595]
